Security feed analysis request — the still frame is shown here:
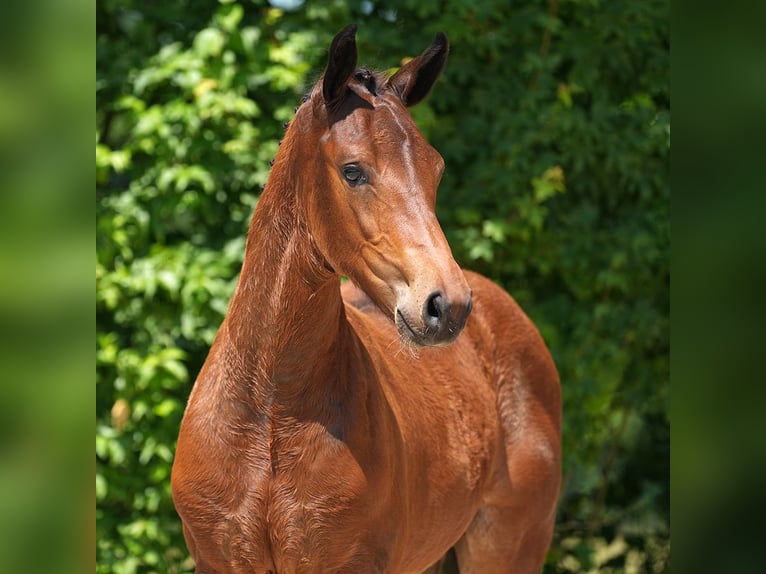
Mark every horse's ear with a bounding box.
[323,24,358,106]
[388,32,449,107]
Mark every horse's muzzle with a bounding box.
[396,290,473,346]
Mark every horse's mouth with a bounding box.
[395,308,461,347]
[395,309,421,342]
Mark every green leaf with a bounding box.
[194,28,225,58]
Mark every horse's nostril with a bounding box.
[426,292,442,319]
[419,289,470,343]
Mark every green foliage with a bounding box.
[97,1,669,572]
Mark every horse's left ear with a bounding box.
[323,24,358,106]
[388,33,449,107]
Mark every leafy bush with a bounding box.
[97,1,668,572]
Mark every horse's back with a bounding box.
[341,280,383,315]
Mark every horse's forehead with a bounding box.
[373,103,422,146]
[329,99,429,157]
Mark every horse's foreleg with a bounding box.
[452,502,556,574]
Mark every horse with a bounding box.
[171,24,561,574]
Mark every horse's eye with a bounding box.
[342,164,368,186]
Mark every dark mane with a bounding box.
[296,67,391,115]
[353,67,386,97]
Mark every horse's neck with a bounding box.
[220,169,347,407]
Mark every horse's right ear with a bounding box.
[388,32,449,107]
[322,24,358,107]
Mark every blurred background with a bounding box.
[96,1,669,572]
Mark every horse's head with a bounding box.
[300,24,472,347]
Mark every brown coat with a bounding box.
[172,25,560,574]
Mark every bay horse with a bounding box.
[172,24,561,574]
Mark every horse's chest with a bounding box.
[257,428,392,571]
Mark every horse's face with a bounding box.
[305,26,472,346]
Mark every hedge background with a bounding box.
[96,1,669,572]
